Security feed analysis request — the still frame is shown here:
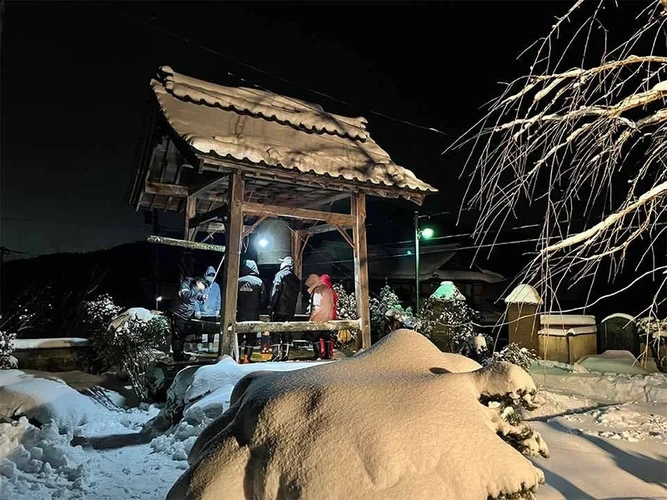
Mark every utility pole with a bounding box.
[414,211,421,314]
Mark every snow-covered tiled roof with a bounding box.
[150,66,438,196]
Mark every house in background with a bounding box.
[301,240,505,323]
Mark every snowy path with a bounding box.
[531,404,667,499]
[75,442,184,500]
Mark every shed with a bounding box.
[129,66,438,359]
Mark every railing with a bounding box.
[234,319,361,334]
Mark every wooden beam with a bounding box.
[242,215,267,239]
[352,192,371,350]
[219,172,244,361]
[200,222,225,233]
[302,192,351,208]
[189,175,227,198]
[188,204,228,229]
[146,235,225,253]
[242,201,354,226]
[298,224,340,236]
[235,319,361,334]
[200,222,257,235]
[184,196,197,241]
[144,182,226,203]
[335,224,355,249]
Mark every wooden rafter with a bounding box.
[145,181,226,203]
[189,174,227,198]
[188,205,228,229]
[298,224,340,236]
[242,215,268,239]
[303,192,351,208]
[197,156,421,204]
[335,224,355,248]
[242,201,354,226]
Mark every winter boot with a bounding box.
[244,345,254,363]
[323,340,334,360]
[172,339,186,362]
[312,342,322,360]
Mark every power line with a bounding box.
[0,216,170,230]
[117,9,450,138]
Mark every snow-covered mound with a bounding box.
[0,371,103,430]
[183,356,319,423]
[530,360,667,404]
[168,329,548,500]
[0,417,88,496]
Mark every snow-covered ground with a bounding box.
[0,352,665,499]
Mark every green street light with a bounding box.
[421,227,435,239]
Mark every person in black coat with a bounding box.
[237,259,266,362]
[169,276,206,361]
[268,256,301,361]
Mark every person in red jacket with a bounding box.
[305,274,338,359]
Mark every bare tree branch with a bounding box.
[455,0,667,311]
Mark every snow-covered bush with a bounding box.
[482,344,539,427]
[486,343,537,373]
[79,294,124,336]
[332,283,358,348]
[369,284,413,341]
[89,308,171,401]
[417,293,490,356]
[636,316,667,339]
[0,292,55,369]
[0,327,16,370]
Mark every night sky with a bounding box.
[0,1,616,258]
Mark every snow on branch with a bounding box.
[455,0,667,308]
[543,180,667,254]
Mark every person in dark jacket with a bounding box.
[268,256,301,361]
[237,259,266,363]
[170,276,206,361]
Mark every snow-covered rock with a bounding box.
[168,329,548,500]
[181,356,319,424]
[0,371,103,430]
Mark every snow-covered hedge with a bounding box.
[89,306,171,402]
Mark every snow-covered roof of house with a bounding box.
[302,241,458,280]
[137,66,437,208]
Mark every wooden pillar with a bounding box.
[219,172,244,360]
[351,193,371,349]
[290,228,303,314]
[184,196,197,241]
[291,225,303,279]
[291,224,310,314]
